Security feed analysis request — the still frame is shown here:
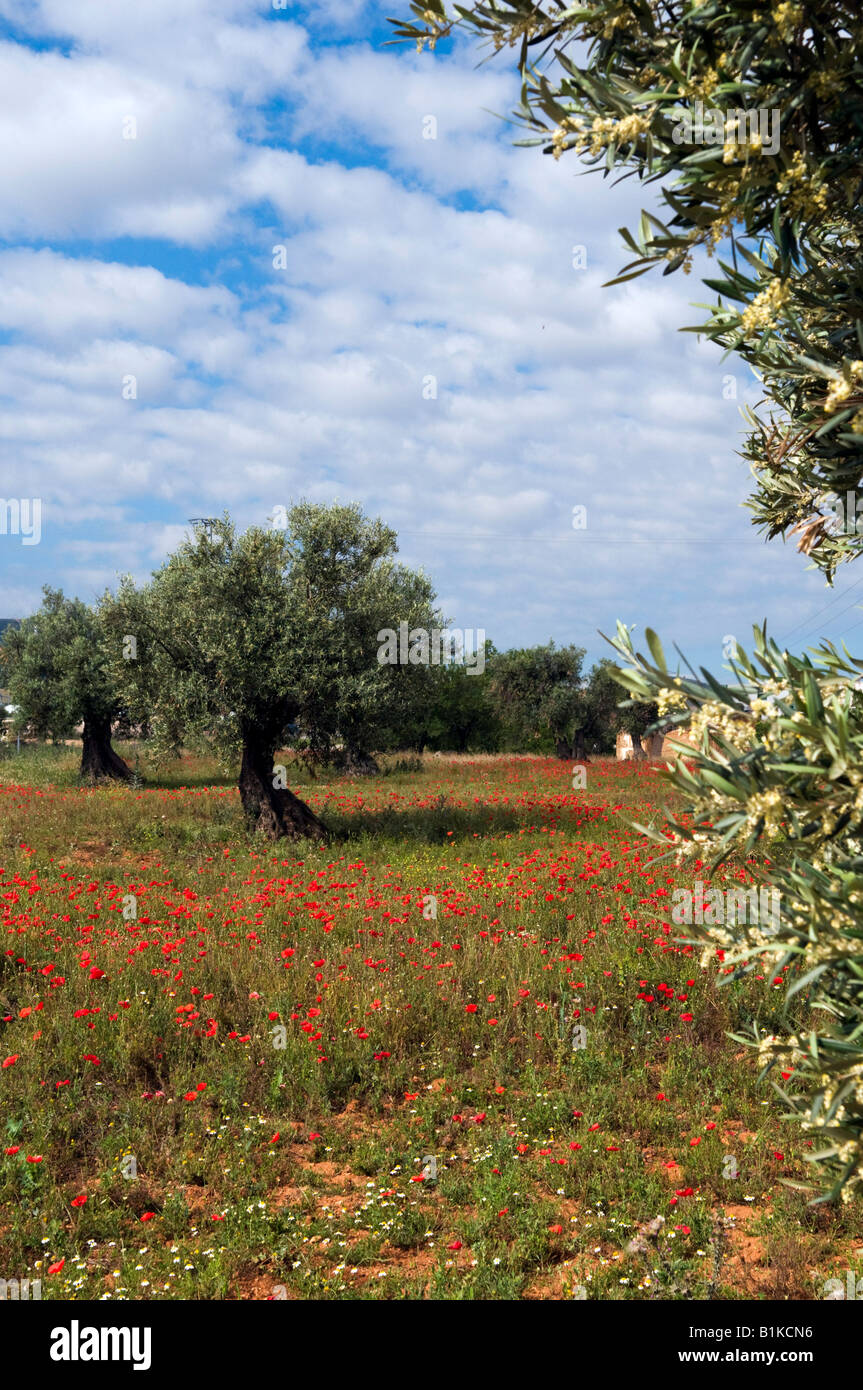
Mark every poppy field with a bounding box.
[0,749,858,1301]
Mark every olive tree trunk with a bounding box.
[629,733,647,760]
[340,745,379,777]
[80,714,132,781]
[239,737,327,840]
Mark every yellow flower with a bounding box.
[824,362,863,414]
[657,687,688,716]
[740,279,790,336]
[772,2,803,41]
[746,787,784,831]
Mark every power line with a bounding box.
[779,573,863,646]
[830,613,863,648]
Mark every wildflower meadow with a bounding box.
[1,746,855,1304]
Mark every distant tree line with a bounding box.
[378,640,658,759]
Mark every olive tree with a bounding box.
[103,518,326,840]
[487,642,588,755]
[0,587,131,780]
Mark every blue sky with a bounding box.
[0,0,858,675]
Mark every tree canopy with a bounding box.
[487,642,585,751]
[283,501,440,773]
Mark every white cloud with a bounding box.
[0,1,835,664]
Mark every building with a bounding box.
[616,726,712,760]
[616,730,662,760]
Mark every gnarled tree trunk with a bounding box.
[239,737,326,840]
[629,734,647,760]
[341,745,379,777]
[80,714,132,781]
